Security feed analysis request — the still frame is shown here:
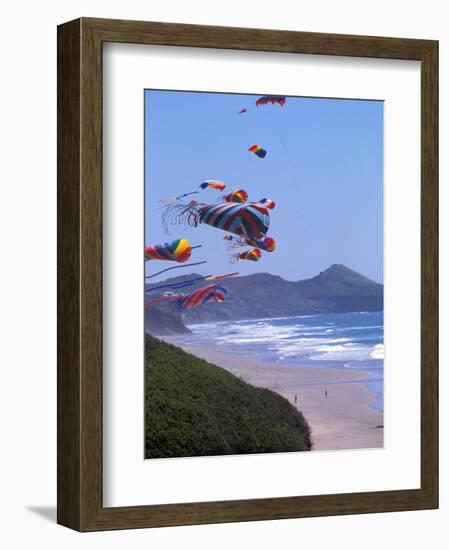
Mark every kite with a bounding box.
[171,181,225,203]
[233,248,262,262]
[145,285,228,311]
[144,238,193,262]
[162,201,270,240]
[199,180,226,191]
[225,235,276,252]
[144,239,206,280]
[238,108,247,114]
[259,198,276,210]
[176,284,227,310]
[246,236,276,252]
[146,284,228,310]
[256,95,286,107]
[198,202,270,238]
[223,189,248,203]
[248,144,267,159]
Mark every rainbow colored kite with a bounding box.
[248,144,267,159]
[144,238,192,262]
[223,189,248,203]
[234,248,262,262]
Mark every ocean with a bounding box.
[183,311,384,411]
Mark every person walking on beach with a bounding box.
[325,389,328,399]
[294,394,297,405]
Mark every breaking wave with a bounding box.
[186,311,384,364]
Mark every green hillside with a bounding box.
[145,334,312,458]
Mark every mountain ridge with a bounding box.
[145,264,383,333]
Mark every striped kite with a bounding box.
[162,201,270,240]
[198,202,270,239]
[176,284,227,310]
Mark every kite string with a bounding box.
[145,295,182,309]
[266,108,310,230]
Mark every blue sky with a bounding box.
[145,90,383,283]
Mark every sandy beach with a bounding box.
[162,336,383,451]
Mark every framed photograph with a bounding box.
[57,17,438,531]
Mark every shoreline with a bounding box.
[161,335,383,451]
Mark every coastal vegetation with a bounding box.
[145,334,312,458]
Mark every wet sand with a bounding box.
[162,336,383,451]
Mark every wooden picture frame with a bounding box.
[57,17,438,531]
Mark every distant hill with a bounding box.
[144,306,191,336]
[145,264,383,329]
[145,334,312,458]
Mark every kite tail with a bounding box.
[205,272,239,281]
[229,253,240,264]
[225,240,245,251]
[145,260,207,280]
[144,296,181,309]
[145,275,212,294]
[161,201,203,234]
[175,190,199,200]
[223,235,246,251]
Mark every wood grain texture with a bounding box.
[57,17,439,532]
[57,18,81,531]
[420,41,439,505]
